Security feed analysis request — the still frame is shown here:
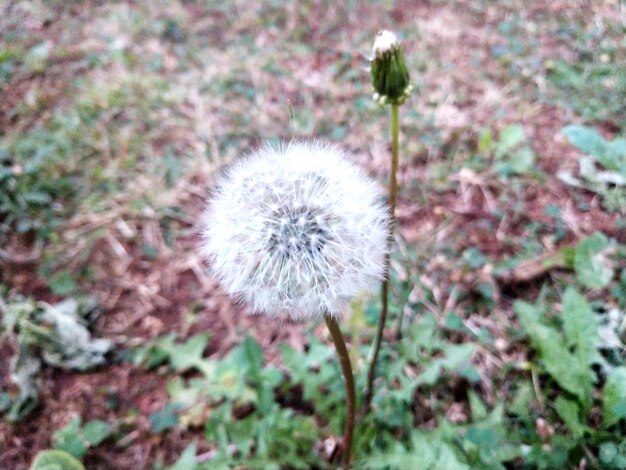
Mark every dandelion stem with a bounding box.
[324,314,355,468]
[390,104,400,215]
[364,103,399,410]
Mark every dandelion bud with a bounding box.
[201,141,390,321]
[371,30,411,106]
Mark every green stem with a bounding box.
[324,314,356,468]
[364,103,399,410]
[390,104,399,214]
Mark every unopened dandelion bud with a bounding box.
[370,30,411,106]
[201,141,389,321]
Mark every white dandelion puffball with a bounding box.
[201,141,390,321]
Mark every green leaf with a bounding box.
[464,417,516,466]
[561,287,600,368]
[462,248,487,269]
[444,312,466,332]
[81,420,111,446]
[242,335,263,377]
[155,333,211,374]
[416,362,442,386]
[0,392,11,413]
[603,367,626,427]
[22,191,52,205]
[554,396,588,438]
[406,432,438,468]
[574,232,613,289]
[405,314,440,353]
[468,390,488,421]
[599,442,618,467]
[166,442,197,470]
[496,125,525,157]
[509,382,533,417]
[165,377,209,428]
[149,402,181,433]
[362,430,471,470]
[53,418,87,459]
[563,125,607,157]
[508,146,536,174]
[29,450,85,470]
[48,271,77,296]
[562,125,626,173]
[515,301,592,407]
[460,366,481,383]
[437,442,472,470]
[415,343,475,387]
[440,344,476,370]
[601,138,626,173]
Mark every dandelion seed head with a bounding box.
[200,141,389,321]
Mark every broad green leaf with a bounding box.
[508,146,536,174]
[601,138,626,173]
[460,365,481,383]
[574,232,613,289]
[241,335,264,377]
[0,392,11,413]
[437,442,472,470]
[167,377,203,406]
[362,431,471,470]
[280,337,333,370]
[408,432,439,467]
[515,301,592,407]
[415,343,475,387]
[48,271,77,296]
[166,377,209,429]
[166,443,197,470]
[464,418,517,466]
[561,287,600,367]
[53,419,87,459]
[563,125,607,158]
[603,367,626,427]
[156,333,211,374]
[81,420,111,446]
[598,441,626,469]
[406,314,439,352]
[29,450,84,470]
[441,344,476,370]
[444,312,466,332]
[509,382,534,417]
[150,402,182,433]
[261,365,283,388]
[22,191,52,205]
[416,362,442,386]
[496,125,525,157]
[563,125,626,176]
[554,396,588,438]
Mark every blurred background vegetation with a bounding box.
[1,0,625,468]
